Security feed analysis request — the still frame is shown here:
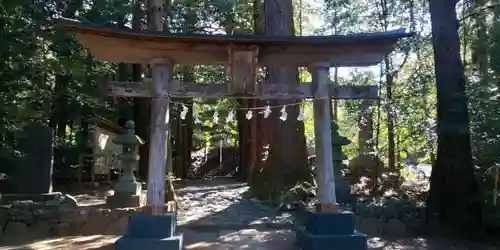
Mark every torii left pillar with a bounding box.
[114,0,182,246]
[114,58,184,250]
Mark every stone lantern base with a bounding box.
[106,181,146,208]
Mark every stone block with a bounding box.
[115,213,183,250]
[296,226,367,250]
[114,234,183,250]
[106,194,145,208]
[304,210,355,235]
[1,192,63,204]
[294,208,367,250]
[335,178,355,204]
[127,213,177,238]
[114,181,142,196]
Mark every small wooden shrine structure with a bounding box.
[59,18,410,214]
[77,117,140,185]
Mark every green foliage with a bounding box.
[0,0,499,233]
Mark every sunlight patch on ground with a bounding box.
[0,235,118,250]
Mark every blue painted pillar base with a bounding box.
[294,207,367,250]
[115,213,183,250]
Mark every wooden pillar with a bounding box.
[142,0,172,215]
[310,63,338,212]
[145,58,173,215]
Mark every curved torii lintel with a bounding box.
[57,18,412,67]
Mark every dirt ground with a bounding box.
[1,179,499,250]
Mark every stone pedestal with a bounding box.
[114,181,142,195]
[106,190,146,208]
[294,206,367,250]
[106,174,146,208]
[107,181,145,208]
[114,213,183,250]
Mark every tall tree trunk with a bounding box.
[132,0,150,182]
[174,2,196,180]
[471,0,489,83]
[385,60,396,171]
[263,0,309,186]
[234,1,260,182]
[236,105,250,181]
[50,74,70,183]
[427,0,481,233]
[115,15,132,126]
[358,99,373,155]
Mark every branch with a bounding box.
[459,3,500,23]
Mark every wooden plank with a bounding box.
[227,46,259,93]
[310,63,337,206]
[105,81,378,99]
[59,19,411,67]
[75,32,393,66]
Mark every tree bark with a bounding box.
[358,99,373,155]
[50,74,70,183]
[263,0,309,186]
[236,104,250,181]
[427,0,481,233]
[385,62,396,171]
[132,0,150,182]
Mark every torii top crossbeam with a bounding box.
[59,18,410,67]
[59,18,411,100]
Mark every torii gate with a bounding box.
[59,18,410,214]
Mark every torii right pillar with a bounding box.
[294,63,367,250]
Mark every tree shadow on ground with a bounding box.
[2,178,500,250]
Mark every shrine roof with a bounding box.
[58,18,412,67]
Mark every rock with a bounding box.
[26,221,51,239]
[61,194,78,208]
[250,198,260,203]
[11,200,35,208]
[3,222,28,237]
[383,218,407,236]
[0,208,9,227]
[359,217,380,235]
[51,222,72,236]
[0,201,139,237]
[107,214,130,234]
[80,209,112,234]
[13,209,35,223]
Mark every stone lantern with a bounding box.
[106,120,145,208]
[331,121,353,204]
[211,133,226,176]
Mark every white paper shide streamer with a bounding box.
[245,110,253,120]
[174,102,309,124]
[193,107,201,124]
[279,105,288,121]
[180,104,189,120]
[297,104,305,121]
[226,109,235,123]
[212,110,219,124]
[263,105,272,118]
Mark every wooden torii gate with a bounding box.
[59,18,410,214]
